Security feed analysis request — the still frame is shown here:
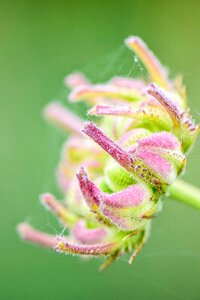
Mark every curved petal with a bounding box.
[41,193,77,227]
[64,72,90,89]
[17,223,57,248]
[125,36,170,89]
[56,237,116,256]
[43,102,83,135]
[72,220,108,244]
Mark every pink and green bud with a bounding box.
[18,36,199,270]
[77,167,153,231]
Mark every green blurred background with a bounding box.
[1,0,200,299]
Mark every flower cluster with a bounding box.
[18,37,199,270]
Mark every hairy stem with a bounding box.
[169,179,200,210]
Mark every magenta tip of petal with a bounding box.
[146,82,158,94]
[146,82,168,99]
[146,82,182,125]
[40,193,54,208]
[40,193,53,202]
[76,166,87,186]
[64,72,89,89]
[76,166,101,207]
[43,101,60,118]
[17,223,31,239]
[82,121,92,132]
[146,83,163,98]
[125,36,140,47]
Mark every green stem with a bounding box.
[169,179,200,210]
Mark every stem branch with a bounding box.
[169,179,200,210]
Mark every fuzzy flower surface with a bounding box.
[18,37,199,270]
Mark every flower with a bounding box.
[17,36,199,271]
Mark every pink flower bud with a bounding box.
[18,36,199,270]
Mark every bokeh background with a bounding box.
[1,0,200,299]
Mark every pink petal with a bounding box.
[41,193,76,226]
[138,132,180,150]
[89,105,133,116]
[43,102,83,135]
[89,104,173,132]
[103,184,149,208]
[137,149,173,182]
[56,237,116,256]
[77,168,148,209]
[76,167,101,208]
[72,220,107,244]
[76,168,151,230]
[125,36,170,89]
[64,72,90,89]
[69,84,141,103]
[118,128,150,147]
[110,77,146,90]
[17,223,57,248]
[147,83,181,127]
[83,122,134,172]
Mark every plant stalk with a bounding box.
[169,179,200,210]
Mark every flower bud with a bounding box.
[18,36,199,271]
